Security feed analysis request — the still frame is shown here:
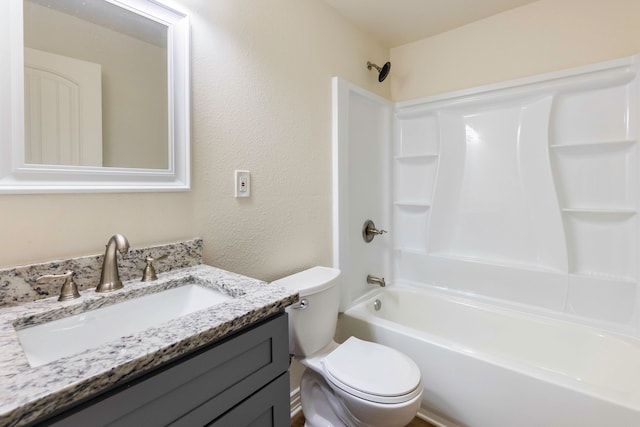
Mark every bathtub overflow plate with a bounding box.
[373,299,382,311]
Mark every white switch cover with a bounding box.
[234,170,250,198]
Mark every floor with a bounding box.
[290,412,435,427]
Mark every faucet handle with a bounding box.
[141,254,168,282]
[36,271,81,301]
[362,219,388,243]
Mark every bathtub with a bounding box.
[338,284,640,427]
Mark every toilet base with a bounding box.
[300,369,422,427]
[301,369,350,427]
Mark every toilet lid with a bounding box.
[322,337,422,404]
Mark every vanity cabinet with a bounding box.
[32,313,290,427]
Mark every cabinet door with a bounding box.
[174,372,290,427]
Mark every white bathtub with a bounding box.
[338,284,640,427]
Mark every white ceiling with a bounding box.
[320,0,541,47]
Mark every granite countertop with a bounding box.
[0,264,298,427]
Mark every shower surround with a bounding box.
[333,55,640,426]
[337,55,640,333]
[392,55,639,333]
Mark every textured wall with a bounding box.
[184,0,390,281]
[390,0,640,101]
[0,0,389,279]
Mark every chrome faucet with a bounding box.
[366,275,386,287]
[96,234,130,293]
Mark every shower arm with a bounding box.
[367,61,381,72]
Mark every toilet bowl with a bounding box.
[273,266,422,427]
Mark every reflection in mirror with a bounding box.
[0,0,189,193]
[23,0,168,169]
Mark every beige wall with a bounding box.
[0,0,389,279]
[390,0,640,101]
[184,0,389,281]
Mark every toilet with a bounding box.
[273,266,423,427]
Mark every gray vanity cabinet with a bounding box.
[33,312,290,427]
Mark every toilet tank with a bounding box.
[272,267,341,357]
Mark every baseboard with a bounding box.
[416,408,462,427]
[290,386,302,418]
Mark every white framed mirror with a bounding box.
[0,0,190,193]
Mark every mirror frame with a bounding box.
[0,0,190,193]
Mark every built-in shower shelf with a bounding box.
[395,248,428,256]
[394,201,431,207]
[562,208,636,216]
[394,154,439,161]
[550,139,636,151]
[428,252,566,274]
[569,272,636,284]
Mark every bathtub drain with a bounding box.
[373,299,381,311]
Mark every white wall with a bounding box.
[390,0,640,101]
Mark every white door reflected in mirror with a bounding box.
[24,48,103,166]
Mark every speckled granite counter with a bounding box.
[0,264,298,427]
[0,239,204,306]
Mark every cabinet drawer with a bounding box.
[42,312,289,427]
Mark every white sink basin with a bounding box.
[16,284,233,367]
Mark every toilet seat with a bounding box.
[321,337,422,404]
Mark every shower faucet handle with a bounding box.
[362,219,388,243]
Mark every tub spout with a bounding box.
[367,275,386,287]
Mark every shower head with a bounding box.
[367,61,391,82]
